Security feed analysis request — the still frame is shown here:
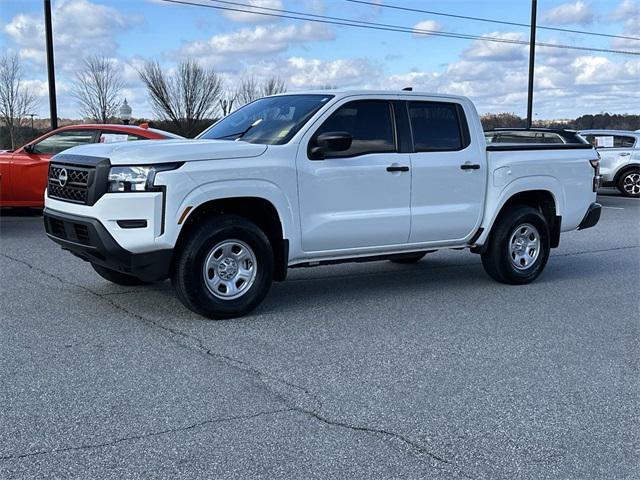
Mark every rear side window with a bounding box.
[408,102,468,151]
[311,100,396,158]
[99,132,143,143]
[585,135,636,148]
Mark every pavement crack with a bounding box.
[1,252,469,474]
[0,408,293,461]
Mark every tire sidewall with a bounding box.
[618,169,640,197]
[496,209,550,283]
[177,219,273,319]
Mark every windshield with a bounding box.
[199,94,333,145]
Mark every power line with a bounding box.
[346,0,640,42]
[157,0,640,56]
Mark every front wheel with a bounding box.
[617,169,640,197]
[481,206,550,285]
[171,215,274,319]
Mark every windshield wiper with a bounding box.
[215,118,263,141]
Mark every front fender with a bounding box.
[176,179,296,240]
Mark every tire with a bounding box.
[389,251,429,264]
[617,169,640,197]
[92,264,150,286]
[481,206,550,285]
[171,215,273,319]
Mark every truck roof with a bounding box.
[268,89,471,102]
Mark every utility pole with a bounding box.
[44,0,58,130]
[526,0,537,129]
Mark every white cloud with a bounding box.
[221,0,283,23]
[462,32,527,61]
[4,0,138,71]
[283,57,379,88]
[541,1,594,25]
[412,20,443,38]
[178,23,334,69]
[375,32,640,118]
[609,0,640,49]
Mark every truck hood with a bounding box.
[56,139,268,165]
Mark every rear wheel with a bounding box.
[617,169,640,197]
[91,264,150,286]
[389,251,429,264]
[172,215,273,319]
[481,206,550,285]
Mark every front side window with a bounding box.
[33,130,96,155]
[199,94,333,145]
[408,102,464,151]
[310,100,396,158]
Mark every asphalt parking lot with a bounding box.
[1,191,638,480]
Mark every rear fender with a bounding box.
[474,176,564,247]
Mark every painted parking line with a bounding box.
[602,206,625,210]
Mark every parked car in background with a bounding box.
[484,128,589,145]
[43,90,600,319]
[0,124,182,208]
[579,130,640,197]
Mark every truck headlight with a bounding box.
[107,163,183,193]
[108,166,152,192]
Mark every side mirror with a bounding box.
[23,144,35,154]
[309,131,352,160]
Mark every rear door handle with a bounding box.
[619,152,631,156]
[386,165,410,172]
[460,163,481,170]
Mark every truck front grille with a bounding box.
[48,164,93,204]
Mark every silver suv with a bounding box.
[579,130,640,197]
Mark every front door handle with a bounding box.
[619,152,631,156]
[460,163,481,170]
[386,165,410,172]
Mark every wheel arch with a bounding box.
[474,185,561,253]
[613,163,640,185]
[174,195,289,281]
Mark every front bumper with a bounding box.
[577,202,601,231]
[43,208,172,281]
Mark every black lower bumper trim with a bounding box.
[577,202,601,231]
[43,208,172,281]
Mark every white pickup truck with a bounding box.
[44,91,601,319]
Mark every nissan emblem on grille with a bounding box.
[58,168,68,187]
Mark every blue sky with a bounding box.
[1,0,639,119]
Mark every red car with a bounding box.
[0,124,182,208]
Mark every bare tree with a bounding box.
[72,56,123,123]
[218,89,238,117]
[234,76,288,109]
[139,59,223,137]
[0,54,38,150]
[261,76,287,97]
[236,76,260,107]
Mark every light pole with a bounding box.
[44,0,58,130]
[526,0,537,129]
[26,113,38,130]
[119,98,132,125]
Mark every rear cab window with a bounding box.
[408,101,470,151]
